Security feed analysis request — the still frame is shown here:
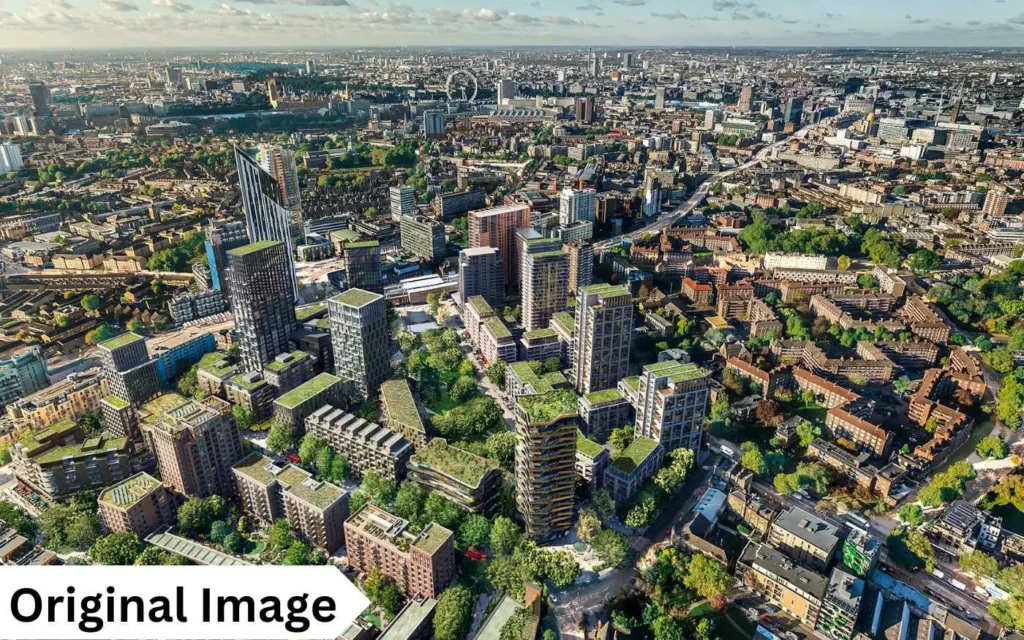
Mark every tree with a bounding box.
[39,504,99,551]
[893,376,912,396]
[490,516,522,555]
[593,529,628,567]
[270,519,294,550]
[363,471,398,508]
[755,400,780,425]
[422,492,465,531]
[449,376,479,404]
[576,509,602,544]
[683,554,730,600]
[330,455,349,483]
[909,249,941,273]
[887,527,935,572]
[795,420,822,448]
[284,540,310,565]
[223,532,244,554]
[740,443,768,476]
[81,294,102,311]
[176,496,225,536]
[0,501,38,538]
[176,364,199,398]
[315,446,335,478]
[90,532,144,565]
[134,547,185,565]
[209,520,231,543]
[232,404,255,431]
[433,586,475,640]
[266,420,297,453]
[609,425,635,452]
[457,514,491,551]
[543,357,562,373]
[487,361,507,387]
[85,324,117,345]
[983,348,1016,374]
[591,489,616,524]
[486,431,516,470]
[430,396,505,440]
[364,569,404,618]
[837,255,851,271]
[977,436,1009,460]
[960,550,1000,578]
[898,503,925,526]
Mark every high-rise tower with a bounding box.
[226,241,297,372]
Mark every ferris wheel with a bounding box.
[445,69,478,103]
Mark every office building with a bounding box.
[6,370,107,431]
[305,404,412,482]
[139,393,244,498]
[458,247,504,310]
[587,50,599,78]
[0,347,47,409]
[234,147,299,297]
[344,504,456,598]
[226,241,297,372]
[515,389,579,540]
[468,203,531,284]
[575,96,594,124]
[767,506,841,571]
[563,241,594,293]
[273,373,345,431]
[328,288,390,402]
[306,59,316,75]
[496,78,515,105]
[784,97,804,125]
[233,453,349,553]
[205,219,249,296]
[521,236,568,332]
[634,360,711,453]
[340,239,384,294]
[98,333,162,409]
[257,145,303,237]
[10,420,131,501]
[738,85,754,113]
[0,143,23,174]
[558,188,596,227]
[27,81,50,116]
[572,284,632,395]
[97,473,176,538]
[400,215,446,263]
[409,439,501,514]
[423,110,446,138]
[390,185,416,221]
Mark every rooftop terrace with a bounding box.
[611,436,660,473]
[99,473,161,507]
[411,439,498,488]
[518,389,578,425]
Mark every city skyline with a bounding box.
[0,0,1022,49]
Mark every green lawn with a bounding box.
[798,404,828,426]
[426,389,460,414]
[247,540,266,555]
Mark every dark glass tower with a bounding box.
[226,241,297,372]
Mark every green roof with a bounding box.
[227,240,281,257]
[140,393,191,424]
[232,452,278,486]
[381,379,424,433]
[467,295,494,316]
[102,395,129,410]
[611,436,660,473]
[542,371,568,387]
[99,473,161,507]
[585,389,624,405]
[517,389,578,425]
[378,598,438,640]
[621,376,640,391]
[345,240,380,250]
[275,373,341,410]
[314,319,331,330]
[552,311,575,333]
[233,453,345,509]
[483,316,512,340]
[264,351,310,372]
[330,229,361,243]
[34,436,129,465]
[576,431,605,459]
[643,360,708,383]
[98,332,143,351]
[197,351,236,378]
[413,523,453,554]
[523,328,557,341]
[16,419,78,457]
[410,439,498,488]
[229,373,268,391]
[580,283,630,301]
[531,249,566,259]
[295,303,326,322]
[331,288,382,308]
[509,361,555,394]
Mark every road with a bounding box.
[591,120,827,253]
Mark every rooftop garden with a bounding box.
[576,431,604,459]
[380,379,424,433]
[35,436,129,465]
[102,395,129,410]
[411,439,498,488]
[585,389,624,406]
[611,436,660,474]
[518,389,579,424]
[98,331,143,351]
[99,473,161,506]
[413,523,452,554]
[197,351,236,378]
[227,240,280,257]
[275,373,341,410]
[265,351,310,372]
[295,303,326,322]
[331,288,381,308]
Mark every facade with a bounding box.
[763,252,834,271]
[578,389,631,443]
[458,247,504,310]
[572,284,632,395]
[100,396,138,439]
[563,241,594,293]
[432,189,486,220]
[0,143,24,174]
[559,188,596,227]
[468,203,531,283]
[139,394,244,498]
[519,329,561,364]
[11,421,131,500]
[6,370,107,431]
[380,379,428,450]
[341,240,384,294]
[168,290,228,325]
[257,145,303,237]
[305,404,412,482]
[504,361,568,400]
[225,372,277,421]
[408,439,501,514]
[234,147,299,297]
[521,236,568,333]
[205,219,249,296]
[344,504,456,598]
[328,289,391,402]
[842,527,881,577]
[604,436,664,504]
[515,390,579,541]
[226,241,297,372]
[0,347,47,408]
[738,542,827,627]
[232,453,349,553]
[479,316,517,365]
[148,330,217,387]
[400,215,446,263]
[634,360,711,453]
[815,569,865,640]
[98,332,162,409]
[575,432,610,490]
[767,506,840,572]
[390,185,416,221]
[97,472,175,537]
[263,350,315,394]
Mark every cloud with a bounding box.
[904,13,928,24]
[43,0,75,8]
[152,0,193,12]
[711,0,753,11]
[1009,13,1024,23]
[651,10,686,19]
[731,11,750,20]
[101,0,138,10]
[295,0,348,5]
[576,1,599,9]
[613,0,645,5]
[528,0,539,6]
[751,8,772,18]
[822,12,840,18]
[782,18,798,24]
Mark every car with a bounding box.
[550,595,559,604]
[766,605,779,613]
[760,615,770,623]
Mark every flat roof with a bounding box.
[378,598,438,640]
[643,360,709,383]
[413,523,453,554]
[227,240,280,257]
[332,288,382,308]
[99,473,162,508]
[483,316,512,340]
[197,351,236,378]
[410,439,498,488]
[275,373,341,410]
[517,389,578,425]
[472,595,522,640]
[146,529,251,566]
[741,541,828,599]
[584,389,624,406]
[380,379,425,434]
[773,506,840,553]
[611,436,660,473]
[98,332,144,351]
[576,431,604,459]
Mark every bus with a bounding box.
[846,513,870,530]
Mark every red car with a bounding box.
[465,549,488,562]
[286,454,301,464]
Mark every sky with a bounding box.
[0,0,1022,50]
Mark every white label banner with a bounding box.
[0,566,370,639]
